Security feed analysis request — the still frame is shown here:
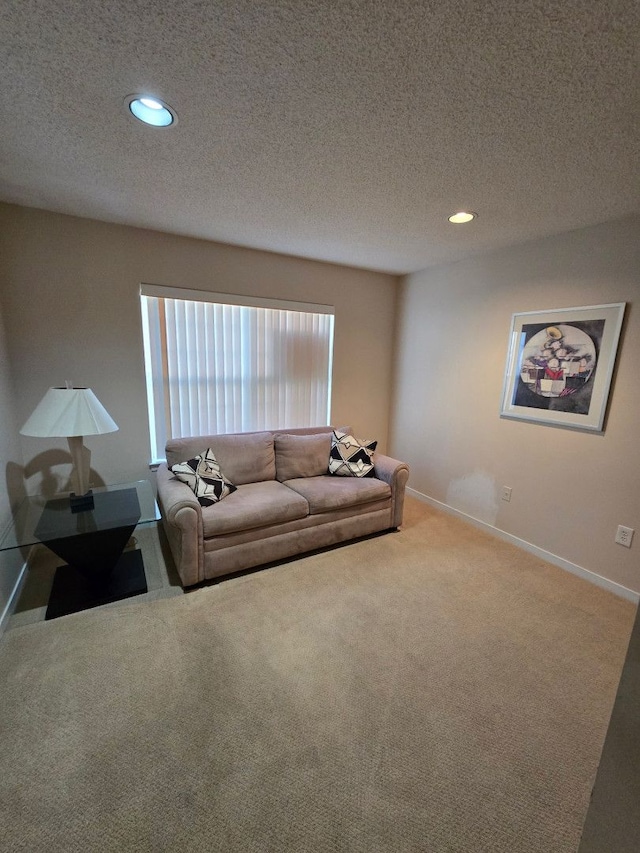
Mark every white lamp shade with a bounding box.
[20,388,118,438]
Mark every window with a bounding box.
[140,284,334,462]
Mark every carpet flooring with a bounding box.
[0,498,635,852]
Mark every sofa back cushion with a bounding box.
[274,432,332,482]
[166,432,276,485]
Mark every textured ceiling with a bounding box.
[1,0,639,274]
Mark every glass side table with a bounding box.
[0,481,160,620]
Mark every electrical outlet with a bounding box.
[615,525,634,548]
[501,486,512,503]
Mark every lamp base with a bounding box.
[69,490,94,513]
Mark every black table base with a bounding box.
[45,549,148,621]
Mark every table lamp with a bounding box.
[20,383,118,512]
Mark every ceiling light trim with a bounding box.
[124,93,178,128]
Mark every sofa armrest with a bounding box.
[156,463,204,587]
[373,453,410,528]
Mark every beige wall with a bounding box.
[0,300,25,622]
[0,203,398,496]
[391,214,640,593]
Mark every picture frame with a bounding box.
[500,302,625,433]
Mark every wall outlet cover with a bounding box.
[615,525,634,548]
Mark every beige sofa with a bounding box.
[156,426,410,587]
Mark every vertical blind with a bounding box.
[140,287,334,462]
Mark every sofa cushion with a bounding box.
[274,432,331,482]
[329,430,377,478]
[166,432,276,485]
[170,448,237,506]
[283,475,390,514]
[201,481,309,538]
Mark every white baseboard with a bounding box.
[407,487,640,604]
[0,559,29,634]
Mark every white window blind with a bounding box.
[140,285,334,462]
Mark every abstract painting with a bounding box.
[500,303,625,432]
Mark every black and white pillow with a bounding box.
[170,448,237,506]
[328,430,377,478]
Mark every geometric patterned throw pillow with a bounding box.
[170,448,237,506]
[328,429,377,478]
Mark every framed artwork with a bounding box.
[500,302,625,432]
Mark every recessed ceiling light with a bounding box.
[124,94,177,128]
[448,211,477,224]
